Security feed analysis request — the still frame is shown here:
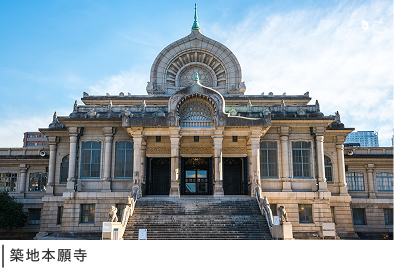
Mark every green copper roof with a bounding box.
[192,3,200,31]
[194,72,199,81]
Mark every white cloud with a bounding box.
[0,116,52,148]
[361,19,369,30]
[212,0,393,146]
[88,69,148,96]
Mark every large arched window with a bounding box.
[324,155,333,183]
[178,95,215,127]
[60,155,69,183]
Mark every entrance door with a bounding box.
[182,158,212,195]
[150,158,170,195]
[223,158,243,195]
[185,169,208,194]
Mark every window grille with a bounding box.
[352,208,366,225]
[115,142,133,179]
[260,141,278,178]
[80,142,101,179]
[0,173,17,192]
[292,141,312,178]
[384,209,393,225]
[376,173,393,191]
[80,204,95,223]
[29,172,47,191]
[324,155,333,183]
[178,97,214,127]
[28,209,41,225]
[299,204,313,223]
[346,173,364,191]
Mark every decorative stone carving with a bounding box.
[146,147,171,154]
[179,66,213,87]
[223,147,247,154]
[263,108,271,116]
[229,108,237,116]
[86,109,97,118]
[278,205,288,224]
[297,108,306,116]
[180,147,212,154]
[108,206,118,222]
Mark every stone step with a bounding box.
[123,197,272,240]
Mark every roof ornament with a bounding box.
[194,72,199,82]
[192,3,201,31]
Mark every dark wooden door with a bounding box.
[151,158,170,195]
[223,158,242,195]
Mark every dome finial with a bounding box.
[192,3,200,31]
[194,72,199,82]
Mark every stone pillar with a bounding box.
[66,127,78,192]
[280,127,292,191]
[250,132,261,197]
[140,139,147,195]
[365,164,376,198]
[213,128,224,197]
[336,137,348,195]
[102,127,115,192]
[246,139,253,196]
[169,128,181,198]
[132,135,143,197]
[18,164,29,194]
[315,130,328,192]
[46,137,58,195]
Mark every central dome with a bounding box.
[146,6,245,96]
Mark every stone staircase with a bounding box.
[123,197,272,240]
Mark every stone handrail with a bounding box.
[119,187,139,239]
[254,186,273,235]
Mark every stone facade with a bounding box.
[0,10,392,240]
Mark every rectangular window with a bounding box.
[384,209,393,225]
[270,204,278,217]
[292,141,312,178]
[29,143,34,146]
[352,208,366,225]
[156,136,161,142]
[194,136,199,142]
[232,136,238,142]
[28,209,41,225]
[260,141,278,178]
[80,141,101,179]
[346,173,365,191]
[80,204,95,223]
[299,204,313,223]
[29,172,47,192]
[376,173,393,191]
[57,206,63,225]
[331,207,335,223]
[42,143,46,146]
[0,173,17,192]
[115,141,133,179]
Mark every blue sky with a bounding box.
[0,0,392,147]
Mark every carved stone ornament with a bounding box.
[297,108,306,116]
[278,205,288,224]
[86,109,97,118]
[108,206,118,222]
[179,67,213,87]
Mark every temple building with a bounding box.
[0,6,392,240]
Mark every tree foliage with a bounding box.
[0,192,28,228]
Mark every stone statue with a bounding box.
[108,206,118,222]
[278,205,288,224]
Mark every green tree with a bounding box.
[0,192,28,228]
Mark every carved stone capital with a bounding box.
[279,126,291,136]
[102,127,116,136]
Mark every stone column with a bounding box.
[140,139,147,195]
[132,134,143,197]
[66,127,78,192]
[46,137,58,195]
[169,128,181,198]
[280,127,292,191]
[246,139,253,196]
[213,128,224,197]
[18,164,29,194]
[336,136,348,195]
[102,127,115,192]
[250,130,261,197]
[365,164,376,198]
[315,129,328,192]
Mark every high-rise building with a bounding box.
[23,132,48,148]
[345,131,379,147]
